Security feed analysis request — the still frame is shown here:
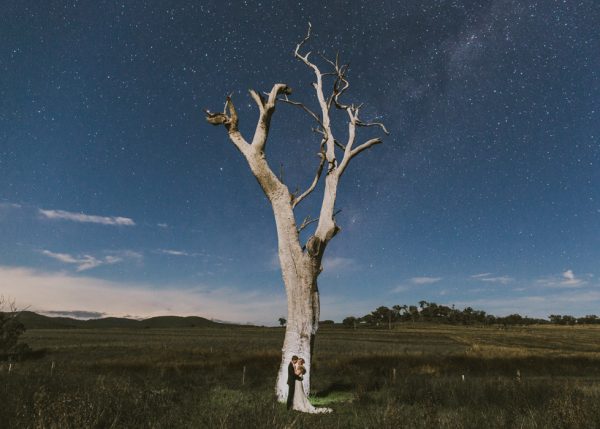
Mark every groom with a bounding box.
[286,355,300,410]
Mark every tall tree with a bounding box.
[205,24,387,404]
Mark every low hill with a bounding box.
[15,311,226,329]
[138,316,218,328]
[16,311,81,329]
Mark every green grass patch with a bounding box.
[310,391,354,406]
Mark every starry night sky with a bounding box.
[1,1,599,324]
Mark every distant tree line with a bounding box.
[549,314,600,325]
[342,301,600,328]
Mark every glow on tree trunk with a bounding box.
[274,263,320,401]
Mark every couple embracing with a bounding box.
[286,355,332,413]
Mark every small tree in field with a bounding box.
[0,296,28,360]
[342,316,357,329]
[205,24,388,405]
[278,317,287,327]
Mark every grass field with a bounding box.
[3,324,600,428]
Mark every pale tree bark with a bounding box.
[205,23,388,411]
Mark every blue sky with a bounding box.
[1,1,599,324]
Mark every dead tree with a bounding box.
[205,24,388,405]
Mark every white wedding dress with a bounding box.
[292,379,332,414]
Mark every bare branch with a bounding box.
[350,138,383,157]
[294,22,313,64]
[267,83,292,106]
[278,96,324,129]
[334,139,346,151]
[292,151,326,209]
[357,120,390,135]
[311,127,327,138]
[336,104,387,177]
[317,48,353,111]
[204,110,228,126]
[298,209,340,234]
[205,96,249,152]
[224,96,239,132]
[297,216,319,233]
[332,64,351,110]
[204,96,237,129]
[249,89,265,111]
[318,52,336,69]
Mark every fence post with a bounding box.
[242,365,246,385]
[51,361,55,376]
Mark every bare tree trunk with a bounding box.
[268,189,322,401]
[274,270,319,401]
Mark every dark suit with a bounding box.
[286,361,298,409]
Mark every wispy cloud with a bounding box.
[562,270,582,286]
[391,276,442,293]
[156,249,209,258]
[43,310,106,319]
[40,249,141,272]
[0,265,285,325]
[410,277,442,285]
[0,202,22,209]
[536,269,587,288]
[0,202,22,220]
[157,223,169,228]
[41,250,105,271]
[323,256,357,272]
[471,273,492,279]
[471,273,513,284]
[391,285,410,293]
[39,209,135,226]
[157,249,190,257]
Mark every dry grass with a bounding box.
[3,324,600,428]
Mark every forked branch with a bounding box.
[249,83,292,151]
[297,208,341,234]
[297,216,319,233]
[337,105,388,176]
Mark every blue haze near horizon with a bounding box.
[0,1,599,324]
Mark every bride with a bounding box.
[292,358,332,413]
